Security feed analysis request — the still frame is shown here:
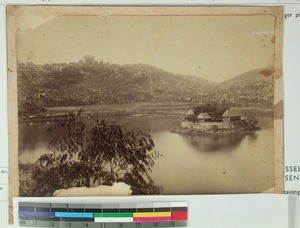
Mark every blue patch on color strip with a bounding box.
[55,212,94,218]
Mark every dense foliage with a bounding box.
[18,101,47,115]
[233,117,259,131]
[18,56,274,115]
[31,110,162,196]
[192,104,228,118]
[199,67,274,108]
[18,56,215,114]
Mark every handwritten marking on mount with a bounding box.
[285,13,300,19]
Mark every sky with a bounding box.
[17,15,275,82]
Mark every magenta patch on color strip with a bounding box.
[134,217,172,222]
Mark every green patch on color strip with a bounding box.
[94,212,133,218]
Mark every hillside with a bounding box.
[17,58,216,114]
[17,57,274,115]
[198,66,274,107]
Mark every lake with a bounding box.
[19,114,274,194]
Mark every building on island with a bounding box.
[181,108,242,131]
[185,108,195,116]
[221,110,241,123]
[197,113,212,122]
[183,109,196,121]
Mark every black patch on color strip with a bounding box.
[171,207,188,212]
[137,208,153,212]
[119,208,136,212]
[85,208,102,213]
[154,207,170,212]
[102,208,119,212]
[50,208,68,212]
[68,208,84,212]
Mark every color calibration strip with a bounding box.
[18,202,188,227]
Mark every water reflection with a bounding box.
[181,133,247,152]
[245,132,258,141]
[18,115,275,194]
[19,116,272,162]
[110,115,179,133]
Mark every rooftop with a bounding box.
[222,110,240,117]
[197,112,212,119]
[185,109,195,116]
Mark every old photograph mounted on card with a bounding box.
[7,6,283,203]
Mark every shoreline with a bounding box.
[18,112,181,124]
[170,127,257,136]
[18,103,274,123]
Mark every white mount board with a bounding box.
[0,1,300,228]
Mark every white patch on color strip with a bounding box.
[95,217,134,223]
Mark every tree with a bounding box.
[233,117,259,131]
[193,104,228,118]
[245,117,259,131]
[211,125,219,132]
[32,110,162,196]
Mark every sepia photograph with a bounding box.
[7,6,284,199]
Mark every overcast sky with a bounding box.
[17,15,275,82]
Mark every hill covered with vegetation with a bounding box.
[18,56,216,114]
[17,56,274,115]
[197,66,274,107]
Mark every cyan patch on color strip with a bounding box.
[55,212,94,218]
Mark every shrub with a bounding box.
[31,110,163,196]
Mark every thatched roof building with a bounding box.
[185,109,195,116]
[197,113,212,120]
[222,110,241,122]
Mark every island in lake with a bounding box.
[171,105,260,135]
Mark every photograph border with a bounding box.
[6,5,284,222]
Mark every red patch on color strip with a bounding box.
[172,211,188,221]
